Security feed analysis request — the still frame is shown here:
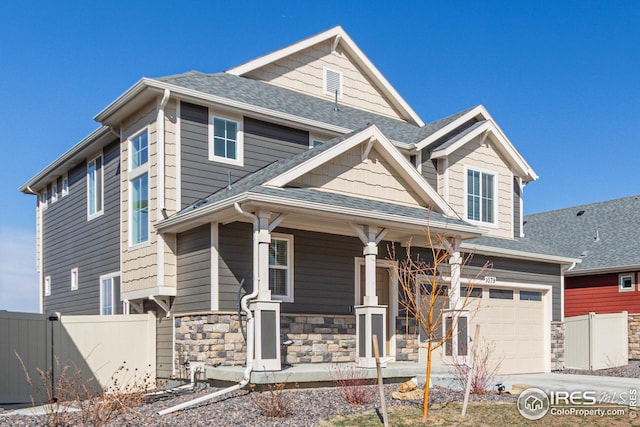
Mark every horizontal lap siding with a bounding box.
[466,255,562,321]
[218,224,362,314]
[565,273,640,317]
[42,140,121,314]
[174,225,211,313]
[180,103,309,207]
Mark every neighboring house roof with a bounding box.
[524,195,640,274]
[157,125,478,237]
[226,25,425,127]
[464,236,582,265]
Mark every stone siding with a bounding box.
[629,313,640,360]
[280,314,356,364]
[395,316,420,362]
[551,321,565,370]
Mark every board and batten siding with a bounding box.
[218,222,363,315]
[180,102,309,208]
[42,140,121,314]
[174,225,211,313]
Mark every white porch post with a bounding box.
[251,210,281,371]
[353,225,389,368]
[448,236,463,361]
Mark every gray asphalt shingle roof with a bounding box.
[464,236,575,259]
[156,71,474,148]
[523,195,640,272]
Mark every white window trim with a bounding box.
[128,130,150,248]
[208,111,243,166]
[51,180,59,203]
[323,67,343,98]
[87,154,104,220]
[270,233,294,303]
[61,174,69,197]
[40,190,48,210]
[44,276,51,296]
[464,165,498,228]
[309,135,325,149]
[619,274,634,292]
[99,272,121,315]
[70,267,79,291]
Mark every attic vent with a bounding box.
[324,68,342,97]
[576,210,585,216]
[580,250,589,258]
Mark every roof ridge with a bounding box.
[526,194,640,217]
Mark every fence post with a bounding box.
[588,312,595,370]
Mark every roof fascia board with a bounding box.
[19,126,113,193]
[227,26,424,127]
[263,125,456,216]
[94,78,162,123]
[430,118,538,181]
[566,264,640,277]
[461,242,583,265]
[413,105,485,150]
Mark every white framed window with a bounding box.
[323,67,342,98]
[309,137,325,149]
[51,178,60,203]
[61,175,69,197]
[208,113,243,166]
[70,267,79,291]
[100,273,121,315]
[40,189,48,209]
[269,233,294,302]
[520,290,542,301]
[44,276,51,296]
[129,130,149,247]
[466,167,496,224]
[619,274,634,292]
[87,155,104,219]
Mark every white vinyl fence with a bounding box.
[0,311,156,404]
[565,311,628,370]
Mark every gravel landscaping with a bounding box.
[0,382,517,427]
[557,362,640,378]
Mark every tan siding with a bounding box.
[291,146,424,207]
[245,40,404,120]
[447,136,514,239]
[163,101,178,289]
[121,101,160,294]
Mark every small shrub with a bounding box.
[250,381,292,418]
[330,363,376,406]
[450,339,502,394]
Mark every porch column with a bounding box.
[353,225,389,368]
[447,236,466,361]
[251,210,281,371]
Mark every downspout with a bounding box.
[157,89,170,291]
[158,202,259,415]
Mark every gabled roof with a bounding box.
[415,105,538,182]
[227,26,425,127]
[158,125,477,235]
[524,195,640,274]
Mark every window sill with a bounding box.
[208,155,243,167]
[87,211,104,221]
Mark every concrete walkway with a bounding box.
[497,372,639,398]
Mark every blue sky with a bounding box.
[1,1,638,312]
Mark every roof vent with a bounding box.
[576,210,585,216]
[580,250,589,258]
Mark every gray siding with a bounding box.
[513,177,521,238]
[180,102,309,207]
[218,222,252,311]
[420,148,438,189]
[465,255,562,321]
[156,315,173,378]
[218,223,362,314]
[42,140,121,314]
[174,224,211,313]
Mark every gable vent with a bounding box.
[325,68,342,97]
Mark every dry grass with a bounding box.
[319,402,640,426]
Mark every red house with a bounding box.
[524,195,640,359]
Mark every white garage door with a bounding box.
[472,287,547,374]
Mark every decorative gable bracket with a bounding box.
[361,136,375,162]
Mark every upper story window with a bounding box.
[61,175,69,197]
[100,273,121,315]
[44,276,51,296]
[51,179,60,203]
[87,155,103,219]
[40,189,48,209]
[619,274,634,292]
[466,168,495,224]
[269,234,294,302]
[129,130,149,246]
[70,267,79,291]
[209,114,243,166]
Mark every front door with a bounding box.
[359,265,391,355]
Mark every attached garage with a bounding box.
[423,284,551,375]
